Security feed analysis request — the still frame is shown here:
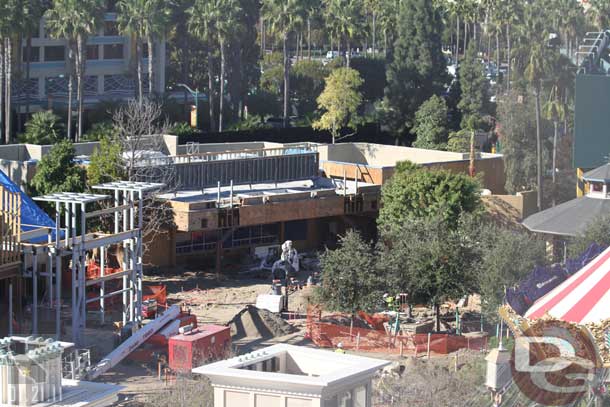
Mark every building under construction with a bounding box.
[0,173,162,347]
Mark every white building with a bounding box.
[193,344,389,407]
[14,11,166,114]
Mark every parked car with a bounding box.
[326,50,340,59]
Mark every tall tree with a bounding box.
[458,42,490,128]
[189,0,218,132]
[30,139,86,196]
[262,0,306,128]
[317,230,381,318]
[46,0,104,142]
[312,67,363,143]
[324,0,365,67]
[412,95,449,150]
[0,0,23,144]
[525,37,551,212]
[118,0,170,97]
[378,162,481,232]
[22,1,45,127]
[383,0,447,139]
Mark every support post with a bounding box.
[80,202,86,340]
[137,190,143,324]
[55,201,61,340]
[129,191,136,325]
[32,250,38,335]
[122,191,131,324]
[8,279,13,336]
[100,245,105,325]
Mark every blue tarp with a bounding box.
[506,243,605,315]
[0,170,57,241]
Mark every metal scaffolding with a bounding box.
[19,182,162,346]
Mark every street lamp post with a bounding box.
[177,83,199,128]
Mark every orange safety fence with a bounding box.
[306,306,488,356]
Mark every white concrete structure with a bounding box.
[193,344,389,407]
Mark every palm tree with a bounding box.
[46,0,104,142]
[23,1,45,124]
[118,0,170,98]
[263,0,306,128]
[325,0,364,67]
[189,0,218,132]
[215,0,242,132]
[525,39,550,212]
[0,0,22,144]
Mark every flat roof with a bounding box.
[193,344,388,396]
[39,379,123,407]
[159,178,377,204]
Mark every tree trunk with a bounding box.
[495,32,500,89]
[307,18,311,60]
[219,37,225,132]
[67,45,73,141]
[282,32,289,128]
[0,39,4,144]
[5,37,12,144]
[147,35,154,96]
[15,34,22,135]
[207,49,216,132]
[372,12,376,57]
[346,40,351,68]
[435,303,440,332]
[552,120,558,206]
[506,23,511,93]
[535,86,543,211]
[261,16,265,57]
[456,15,460,63]
[136,38,143,103]
[25,35,32,123]
[76,35,84,142]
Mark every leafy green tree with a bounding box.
[30,140,86,196]
[412,95,449,150]
[463,216,546,319]
[291,59,329,115]
[379,214,478,331]
[19,111,65,145]
[497,91,548,194]
[259,52,285,95]
[350,57,386,102]
[317,230,381,316]
[313,67,363,144]
[46,0,104,142]
[87,135,125,186]
[378,162,481,232]
[458,42,490,128]
[446,129,471,153]
[383,0,448,138]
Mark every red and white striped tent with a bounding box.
[525,246,610,324]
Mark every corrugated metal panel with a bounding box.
[140,152,319,189]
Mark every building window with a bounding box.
[44,46,65,62]
[22,47,40,63]
[86,45,100,60]
[103,44,123,59]
[104,21,119,36]
[201,218,208,229]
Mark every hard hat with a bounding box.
[383,293,389,298]
[337,342,343,348]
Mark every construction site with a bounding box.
[0,138,511,406]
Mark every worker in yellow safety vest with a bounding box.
[335,342,346,354]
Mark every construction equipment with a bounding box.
[87,305,181,380]
[168,325,231,372]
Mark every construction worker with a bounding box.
[335,342,346,354]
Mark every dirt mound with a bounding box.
[228,305,297,339]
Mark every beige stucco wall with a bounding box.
[215,387,320,407]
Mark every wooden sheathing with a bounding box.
[0,185,21,277]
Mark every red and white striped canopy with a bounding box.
[525,246,610,324]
